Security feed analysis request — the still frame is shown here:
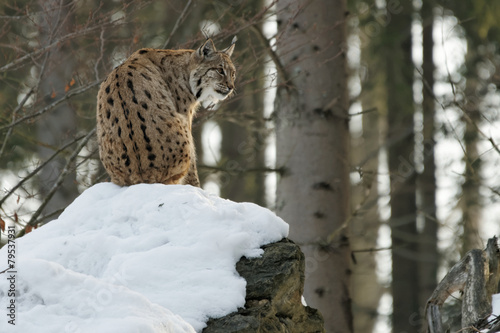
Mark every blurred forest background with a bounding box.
[1,0,500,332]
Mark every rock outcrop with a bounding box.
[203,238,325,333]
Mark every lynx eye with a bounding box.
[216,68,225,76]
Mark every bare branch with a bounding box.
[0,15,26,20]
[94,27,106,81]
[16,128,96,238]
[162,0,193,49]
[0,21,115,73]
[0,87,35,158]
[0,35,54,158]
[199,164,285,175]
[0,132,90,209]
[248,24,290,86]
[351,246,392,253]
[0,80,101,132]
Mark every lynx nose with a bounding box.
[221,83,233,95]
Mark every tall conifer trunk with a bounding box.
[219,17,266,205]
[419,0,439,310]
[275,0,352,331]
[383,2,419,332]
[37,0,78,221]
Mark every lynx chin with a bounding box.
[96,38,236,187]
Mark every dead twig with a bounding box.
[425,237,500,333]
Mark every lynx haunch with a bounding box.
[96,38,236,187]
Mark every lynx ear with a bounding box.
[221,36,237,57]
[198,39,217,58]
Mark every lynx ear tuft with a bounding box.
[221,36,237,57]
[198,39,217,58]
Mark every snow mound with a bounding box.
[0,183,289,333]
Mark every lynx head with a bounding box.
[189,38,236,107]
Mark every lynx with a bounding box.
[96,38,236,187]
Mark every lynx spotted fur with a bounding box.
[96,39,236,186]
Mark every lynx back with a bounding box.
[96,39,236,186]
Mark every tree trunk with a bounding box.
[461,87,483,254]
[218,120,266,205]
[219,21,266,205]
[444,1,484,255]
[350,110,382,333]
[351,19,384,333]
[419,0,439,311]
[275,0,352,332]
[37,0,78,221]
[383,2,420,332]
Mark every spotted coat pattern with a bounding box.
[96,39,236,186]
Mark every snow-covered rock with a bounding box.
[0,183,289,333]
[204,239,325,333]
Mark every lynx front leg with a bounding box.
[182,159,200,187]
